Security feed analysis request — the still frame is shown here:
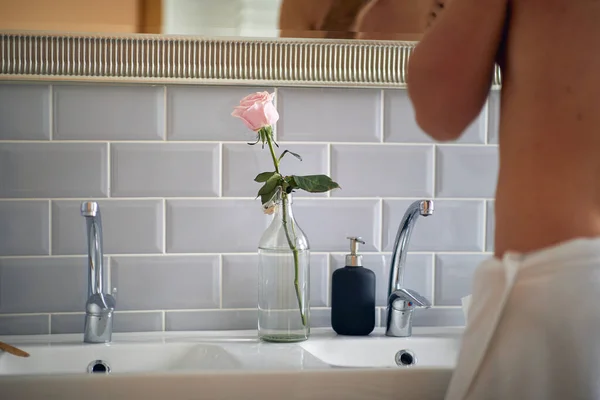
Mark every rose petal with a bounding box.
[262,102,280,126]
[239,91,271,107]
[231,106,246,118]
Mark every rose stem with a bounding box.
[264,127,307,327]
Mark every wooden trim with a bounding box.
[138,0,162,34]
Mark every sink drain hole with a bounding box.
[87,360,111,374]
[395,350,416,367]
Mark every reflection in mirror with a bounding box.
[279,0,428,40]
[0,0,430,41]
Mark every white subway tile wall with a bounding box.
[53,85,165,141]
[52,200,164,255]
[0,82,500,335]
[487,91,500,145]
[486,201,496,252]
[222,143,328,197]
[0,142,109,198]
[435,146,499,198]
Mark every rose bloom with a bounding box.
[231,91,279,131]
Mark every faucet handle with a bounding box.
[389,288,432,311]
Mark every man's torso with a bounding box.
[494,0,600,256]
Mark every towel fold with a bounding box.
[445,237,600,400]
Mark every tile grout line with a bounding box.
[47,200,52,255]
[430,253,437,306]
[0,196,496,202]
[0,307,474,320]
[0,251,493,261]
[162,199,167,254]
[0,139,498,147]
[273,87,279,141]
[218,143,224,197]
[0,312,54,318]
[325,255,331,307]
[484,98,490,145]
[107,256,112,295]
[431,144,438,198]
[163,86,168,141]
[108,256,114,294]
[106,142,111,197]
[379,89,385,143]
[41,310,162,316]
[482,199,488,252]
[48,85,53,141]
[219,254,224,309]
[326,143,332,198]
[378,198,384,251]
[0,251,494,261]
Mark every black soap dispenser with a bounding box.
[331,237,376,336]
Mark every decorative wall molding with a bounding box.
[0,32,502,88]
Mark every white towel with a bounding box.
[445,237,600,400]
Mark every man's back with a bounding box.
[407,2,600,399]
[495,0,600,256]
[408,0,600,258]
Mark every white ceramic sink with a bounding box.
[0,328,463,400]
[0,342,241,376]
[300,330,462,369]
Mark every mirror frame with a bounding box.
[1,31,502,88]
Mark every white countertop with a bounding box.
[0,327,464,400]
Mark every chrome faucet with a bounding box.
[385,200,434,337]
[81,202,115,344]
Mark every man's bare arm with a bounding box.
[407,0,508,141]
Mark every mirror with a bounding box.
[0,0,428,41]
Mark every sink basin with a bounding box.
[0,328,462,400]
[300,331,462,368]
[0,342,241,376]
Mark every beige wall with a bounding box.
[0,0,140,33]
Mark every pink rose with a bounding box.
[239,91,273,107]
[232,91,279,131]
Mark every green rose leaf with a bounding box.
[260,189,278,206]
[257,173,282,197]
[254,171,276,183]
[282,176,295,194]
[290,175,341,193]
[279,150,303,163]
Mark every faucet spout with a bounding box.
[81,202,104,298]
[388,200,434,298]
[81,202,115,344]
[385,200,434,338]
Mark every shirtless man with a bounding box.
[408,0,600,399]
[278,0,427,40]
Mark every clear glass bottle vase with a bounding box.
[258,191,310,342]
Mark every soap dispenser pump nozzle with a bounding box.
[346,236,365,267]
